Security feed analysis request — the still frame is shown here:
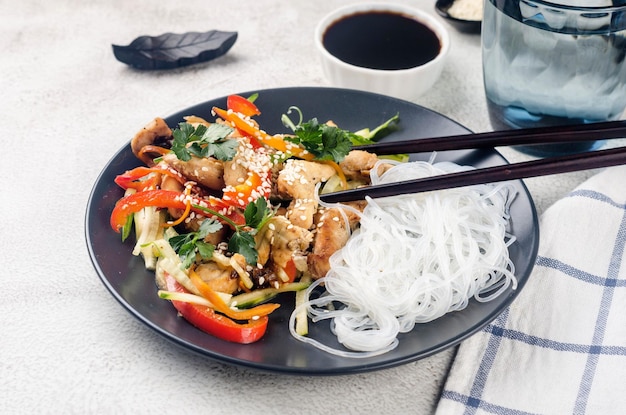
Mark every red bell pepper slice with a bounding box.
[227,94,261,117]
[222,96,263,148]
[165,273,269,344]
[282,258,298,283]
[109,189,245,232]
[114,166,184,191]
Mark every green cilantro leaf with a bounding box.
[281,108,401,162]
[319,124,353,162]
[195,240,215,259]
[209,136,239,160]
[170,122,237,162]
[285,118,353,162]
[228,197,274,265]
[228,231,258,266]
[244,197,272,229]
[168,218,222,269]
[201,122,231,141]
[197,218,223,238]
[187,197,274,267]
[171,126,193,161]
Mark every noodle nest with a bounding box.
[289,160,517,358]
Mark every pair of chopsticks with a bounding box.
[320,120,626,203]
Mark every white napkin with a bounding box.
[435,165,626,415]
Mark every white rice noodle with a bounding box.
[289,159,518,358]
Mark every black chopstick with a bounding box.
[353,120,626,154]
[319,146,626,203]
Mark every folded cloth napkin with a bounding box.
[435,165,626,415]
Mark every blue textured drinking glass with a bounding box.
[482,0,626,157]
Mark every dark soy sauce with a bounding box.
[323,11,441,70]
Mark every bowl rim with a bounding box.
[314,2,450,76]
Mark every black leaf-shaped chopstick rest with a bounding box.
[112,30,238,70]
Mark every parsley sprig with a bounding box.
[287,118,353,162]
[177,197,274,267]
[281,106,400,163]
[171,122,238,162]
[227,197,273,266]
[168,218,222,269]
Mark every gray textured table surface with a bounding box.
[1,1,610,413]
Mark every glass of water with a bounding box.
[482,0,626,157]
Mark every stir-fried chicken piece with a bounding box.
[193,262,239,294]
[255,216,314,281]
[223,150,248,189]
[223,137,273,196]
[277,159,335,229]
[162,152,225,191]
[308,201,366,279]
[339,150,392,181]
[131,117,172,166]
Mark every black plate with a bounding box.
[85,87,538,375]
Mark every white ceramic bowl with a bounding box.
[314,3,450,102]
